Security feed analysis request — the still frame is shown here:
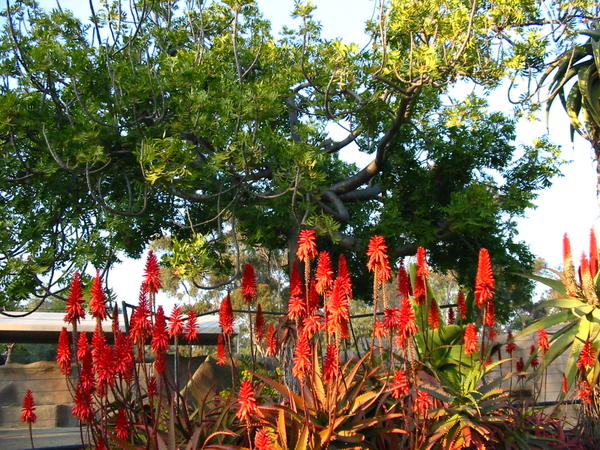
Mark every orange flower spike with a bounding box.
[292,333,312,381]
[537,328,550,354]
[391,369,410,399]
[456,290,467,320]
[315,251,334,295]
[580,252,599,303]
[484,299,496,329]
[428,299,440,330]
[400,295,418,338]
[296,229,318,263]
[184,310,199,344]
[255,303,265,342]
[367,235,392,282]
[21,389,36,424]
[89,270,107,320]
[57,327,72,375]
[563,233,578,296]
[464,323,478,355]
[216,334,227,365]
[577,339,596,370]
[475,248,495,308]
[242,263,257,304]
[236,380,261,422]
[255,428,276,450]
[266,323,278,357]
[64,272,85,325]
[416,247,430,278]
[447,307,455,325]
[323,344,339,383]
[115,408,129,440]
[151,306,169,355]
[143,250,162,295]
[168,304,184,338]
[590,229,598,279]
[397,261,413,298]
[416,389,432,414]
[219,294,234,336]
[578,380,593,404]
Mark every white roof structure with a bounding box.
[0,311,229,345]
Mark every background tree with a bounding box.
[0,0,598,322]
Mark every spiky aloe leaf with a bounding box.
[513,272,567,295]
[518,309,574,338]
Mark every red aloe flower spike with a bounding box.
[76,332,88,361]
[591,229,598,279]
[373,320,388,339]
[57,327,72,375]
[266,323,278,357]
[456,290,467,320]
[168,304,184,338]
[242,263,257,303]
[292,333,312,381]
[154,351,166,375]
[112,304,120,335]
[301,314,322,339]
[216,334,227,365]
[562,373,569,393]
[115,331,134,381]
[72,383,94,423]
[130,286,152,344]
[475,248,495,308]
[397,261,413,298]
[184,310,199,344]
[516,357,525,373]
[506,331,516,355]
[383,307,402,331]
[96,343,116,392]
[484,299,496,329]
[255,303,265,342]
[147,376,157,398]
[296,229,318,263]
[580,253,599,303]
[447,307,455,325]
[64,272,85,325]
[115,408,129,440]
[413,271,427,305]
[537,328,550,354]
[326,276,350,338]
[416,247,430,278]
[400,295,418,338]
[428,299,440,330]
[367,235,392,283]
[254,428,275,450]
[323,344,339,383]
[308,279,320,312]
[563,233,578,296]
[577,339,596,370]
[315,251,334,295]
[530,345,539,369]
[236,380,261,422]
[578,380,593,404]
[21,390,36,424]
[337,254,353,299]
[288,294,306,321]
[151,306,170,355]
[219,294,234,336]
[391,369,410,399]
[91,324,107,367]
[463,323,478,355]
[143,250,162,295]
[79,348,94,394]
[290,261,304,297]
[89,269,107,320]
[416,389,432,414]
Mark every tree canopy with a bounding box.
[0,0,598,321]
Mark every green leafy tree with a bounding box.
[0,0,597,321]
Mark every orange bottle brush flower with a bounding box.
[89,269,107,320]
[475,248,495,308]
[296,229,318,263]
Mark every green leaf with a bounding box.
[518,309,574,338]
[513,272,566,294]
[535,297,586,310]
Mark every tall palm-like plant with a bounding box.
[544,28,600,192]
